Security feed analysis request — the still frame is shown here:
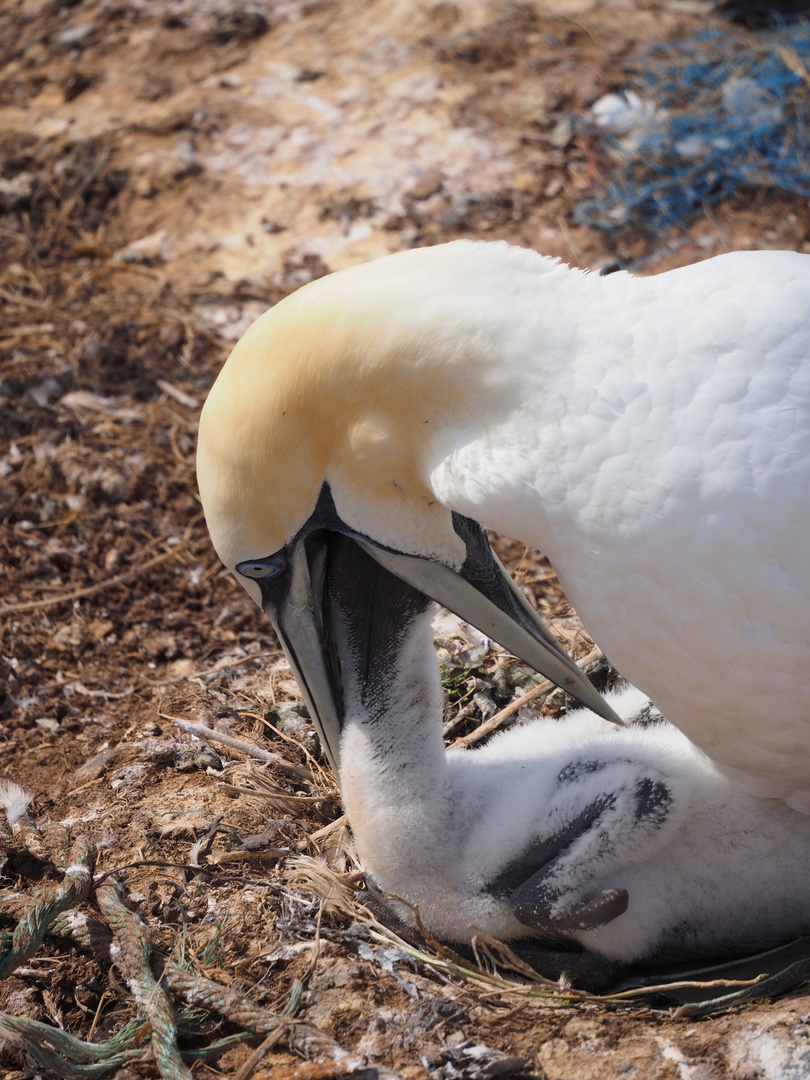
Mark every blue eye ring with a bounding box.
[236,553,288,580]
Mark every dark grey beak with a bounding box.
[359,512,623,731]
[237,485,622,773]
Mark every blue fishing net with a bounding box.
[575,26,810,231]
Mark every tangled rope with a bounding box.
[0,793,372,1079]
[576,24,810,231]
[0,836,94,979]
[96,882,193,1080]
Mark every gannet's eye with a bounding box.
[236,553,288,579]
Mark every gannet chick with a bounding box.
[197,240,810,810]
[329,536,810,977]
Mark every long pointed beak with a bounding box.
[266,539,344,773]
[357,516,624,729]
[246,530,430,775]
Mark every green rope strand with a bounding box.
[0,1012,148,1078]
[0,836,94,979]
[96,881,192,1080]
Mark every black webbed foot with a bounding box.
[487,768,672,938]
[512,883,629,932]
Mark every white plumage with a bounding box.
[419,245,810,808]
[197,240,810,969]
[342,650,810,966]
[325,535,810,971]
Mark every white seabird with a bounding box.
[196,239,810,977]
[197,239,810,810]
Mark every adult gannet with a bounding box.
[197,240,810,811]
[325,535,810,977]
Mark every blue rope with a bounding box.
[576,26,810,231]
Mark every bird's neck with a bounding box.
[325,536,453,877]
[338,602,449,816]
[426,272,638,545]
[338,605,457,895]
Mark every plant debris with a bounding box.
[4,0,810,1076]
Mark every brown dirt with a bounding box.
[3,0,810,1077]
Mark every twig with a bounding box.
[449,680,552,750]
[156,379,199,410]
[0,323,57,337]
[0,549,180,614]
[172,718,312,778]
[450,648,602,750]
[232,1024,291,1080]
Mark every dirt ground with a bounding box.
[4,0,810,1077]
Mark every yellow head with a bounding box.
[197,245,514,595]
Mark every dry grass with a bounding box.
[4,3,810,1075]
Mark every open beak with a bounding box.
[262,536,345,771]
[237,493,622,774]
[239,527,427,774]
[358,513,623,731]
